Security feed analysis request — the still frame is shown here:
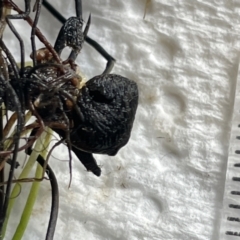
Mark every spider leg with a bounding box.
[0,41,25,111]
[26,149,59,240]
[83,14,91,40]
[9,1,62,64]
[54,16,84,58]
[57,97,74,186]
[0,72,24,231]
[0,34,24,230]
[68,14,91,62]
[42,0,115,74]
[0,40,21,169]
[0,101,3,219]
[5,0,31,73]
[85,36,115,75]
[31,0,43,67]
[24,128,38,156]
[72,147,101,177]
[0,167,3,220]
[74,0,82,19]
[0,36,19,78]
[69,0,89,62]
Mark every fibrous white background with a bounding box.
[4,0,240,239]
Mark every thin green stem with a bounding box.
[1,131,47,238]
[12,128,52,240]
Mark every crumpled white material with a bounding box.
[4,0,238,239]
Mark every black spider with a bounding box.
[26,0,139,177]
[1,0,138,177]
[0,0,138,238]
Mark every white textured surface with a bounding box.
[4,0,240,239]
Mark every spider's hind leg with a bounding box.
[85,36,116,74]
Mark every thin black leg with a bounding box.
[0,104,3,215]
[75,0,82,19]
[0,72,24,233]
[31,0,43,67]
[5,0,31,73]
[0,36,24,228]
[0,38,19,78]
[27,149,59,240]
[38,156,58,240]
[85,36,115,74]
[0,168,3,217]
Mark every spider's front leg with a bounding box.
[42,0,115,74]
[53,0,91,63]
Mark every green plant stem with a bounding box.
[1,130,48,239]
[12,128,52,240]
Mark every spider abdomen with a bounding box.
[70,74,138,155]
